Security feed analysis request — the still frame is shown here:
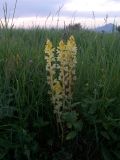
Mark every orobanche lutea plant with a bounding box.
[45,35,80,141]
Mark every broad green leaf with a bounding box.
[62,111,78,123]
[66,131,77,140]
[73,120,83,131]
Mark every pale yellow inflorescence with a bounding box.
[45,39,55,85]
[45,39,63,113]
[57,36,77,109]
[45,35,77,114]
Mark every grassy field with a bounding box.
[0,27,120,160]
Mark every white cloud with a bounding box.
[64,0,120,12]
[0,0,120,28]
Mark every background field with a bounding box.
[0,27,120,160]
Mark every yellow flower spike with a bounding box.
[45,39,52,49]
[68,35,76,45]
[58,40,66,51]
[67,35,77,53]
[45,39,54,54]
[44,38,56,107]
[69,35,75,42]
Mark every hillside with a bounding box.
[95,23,117,32]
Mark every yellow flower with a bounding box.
[45,39,52,49]
[68,35,76,45]
[52,81,62,94]
[66,35,77,53]
[45,39,54,54]
[58,40,66,51]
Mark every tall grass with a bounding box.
[0,27,120,159]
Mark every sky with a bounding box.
[0,0,120,28]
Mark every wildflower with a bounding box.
[45,39,54,54]
[58,40,66,51]
[67,35,77,53]
[45,39,56,102]
[44,35,77,113]
[56,35,77,110]
[44,35,77,143]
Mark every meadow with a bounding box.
[0,27,120,160]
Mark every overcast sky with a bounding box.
[0,0,120,28]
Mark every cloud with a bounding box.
[0,0,120,20]
[0,0,68,17]
[109,0,120,2]
[63,10,120,18]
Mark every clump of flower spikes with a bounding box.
[45,35,77,114]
